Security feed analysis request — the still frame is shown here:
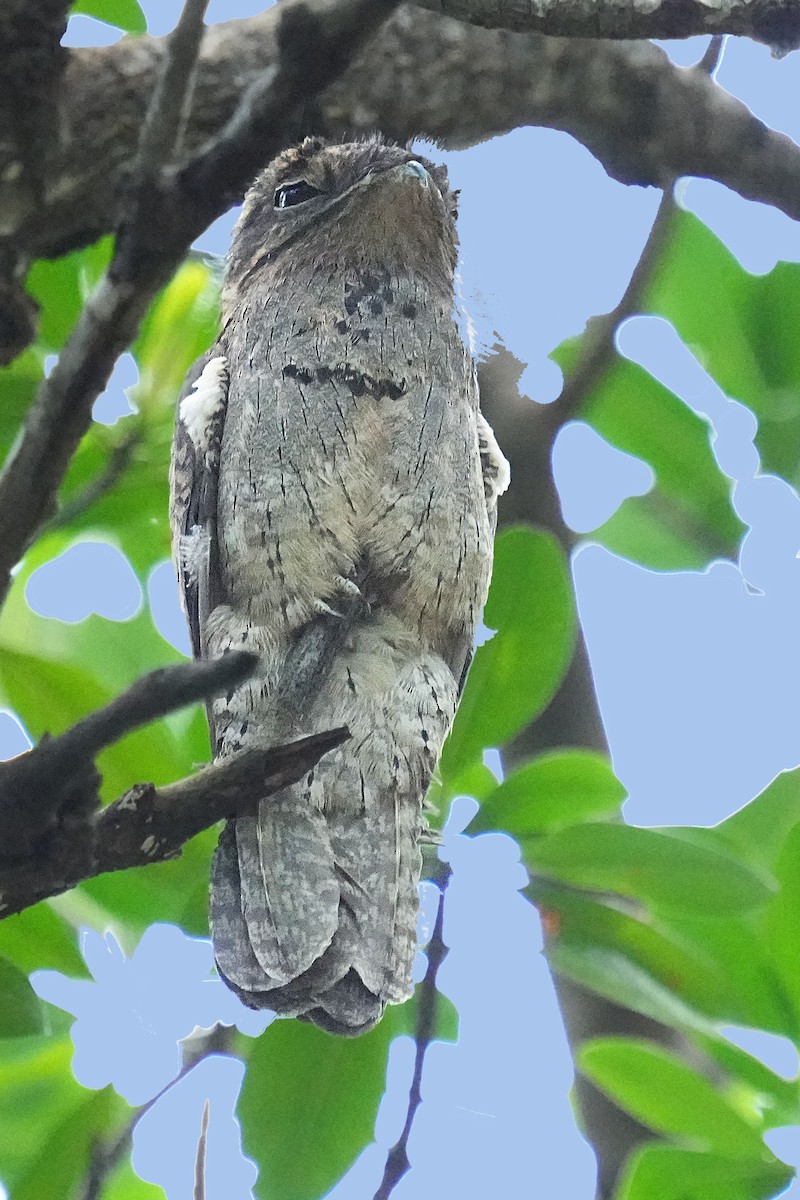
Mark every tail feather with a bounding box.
[209,623,457,1035]
[237,794,338,984]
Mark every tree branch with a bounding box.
[0,650,257,847]
[0,643,348,919]
[476,163,704,1196]
[8,7,800,272]
[415,0,800,51]
[0,0,403,606]
[0,723,349,918]
[373,865,451,1200]
[0,0,71,363]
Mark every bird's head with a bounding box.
[224,136,459,306]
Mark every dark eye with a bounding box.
[274,180,322,209]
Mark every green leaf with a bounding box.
[0,1036,129,1193]
[439,527,575,787]
[717,767,800,875]
[15,1087,128,1200]
[0,903,87,979]
[0,349,41,462]
[523,824,774,916]
[239,989,456,1200]
[470,749,625,836]
[70,0,147,33]
[696,1035,799,1129]
[43,259,221,579]
[133,261,220,411]
[578,1039,767,1158]
[763,822,800,1036]
[239,1019,393,1200]
[102,1159,167,1200]
[552,335,744,570]
[652,911,796,1039]
[0,577,216,938]
[26,239,114,352]
[0,957,44,1038]
[645,208,800,489]
[550,943,715,1035]
[615,1144,792,1200]
[530,882,789,1033]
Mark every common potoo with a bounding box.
[169,136,509,1035]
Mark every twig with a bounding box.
[373,865,451,1200]
[0,0,403,607]
[78,1027,228,1200]
[194,1099,210,1200]
[539,187,678,449]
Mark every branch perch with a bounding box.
[0,649,348,916]
[415,0,800,50]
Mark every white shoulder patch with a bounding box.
[179,524,211,586]
[477,411,511,501]
[179,355,228,455]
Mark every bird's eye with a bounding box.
[274,180,322,209]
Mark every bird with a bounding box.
[169,135,510,1036]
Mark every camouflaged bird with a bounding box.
[169,136,509,1035]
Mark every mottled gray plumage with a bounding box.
[169,136,509,1035]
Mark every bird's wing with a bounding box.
[169,350,230,667]
[476,408,511,524]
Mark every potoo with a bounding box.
[169,137,509,1035]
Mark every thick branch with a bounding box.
[0,0,402,605]
[0,727,349,918]
[11,8,800,268]
[415,0,800,50]
[477,180,698,1198]
[0,0,70,362]
[0,651,259,851]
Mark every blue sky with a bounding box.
[2,5,800,1197]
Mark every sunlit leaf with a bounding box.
[615,1143,792,1200]
[26,239,114,352]
[551,338,744,569]
[0,349,41,461]
[0,904,87,980]
[70,0,147,34]
[578,1039,767,1158]
[646,208,800,489]
[439,527,575,787]
[717,768,800,875]
[470,749,625,836]
[102,1158,167,1200]
[530,882,764,1030]
[523,824,774,916]
[0,1035,127,1193]
[763,823,800,1037]
[0,958,44,1038]
[239,988,456,1200]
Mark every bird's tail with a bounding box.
[210,615,457,1035]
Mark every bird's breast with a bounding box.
[217,271,491,641]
